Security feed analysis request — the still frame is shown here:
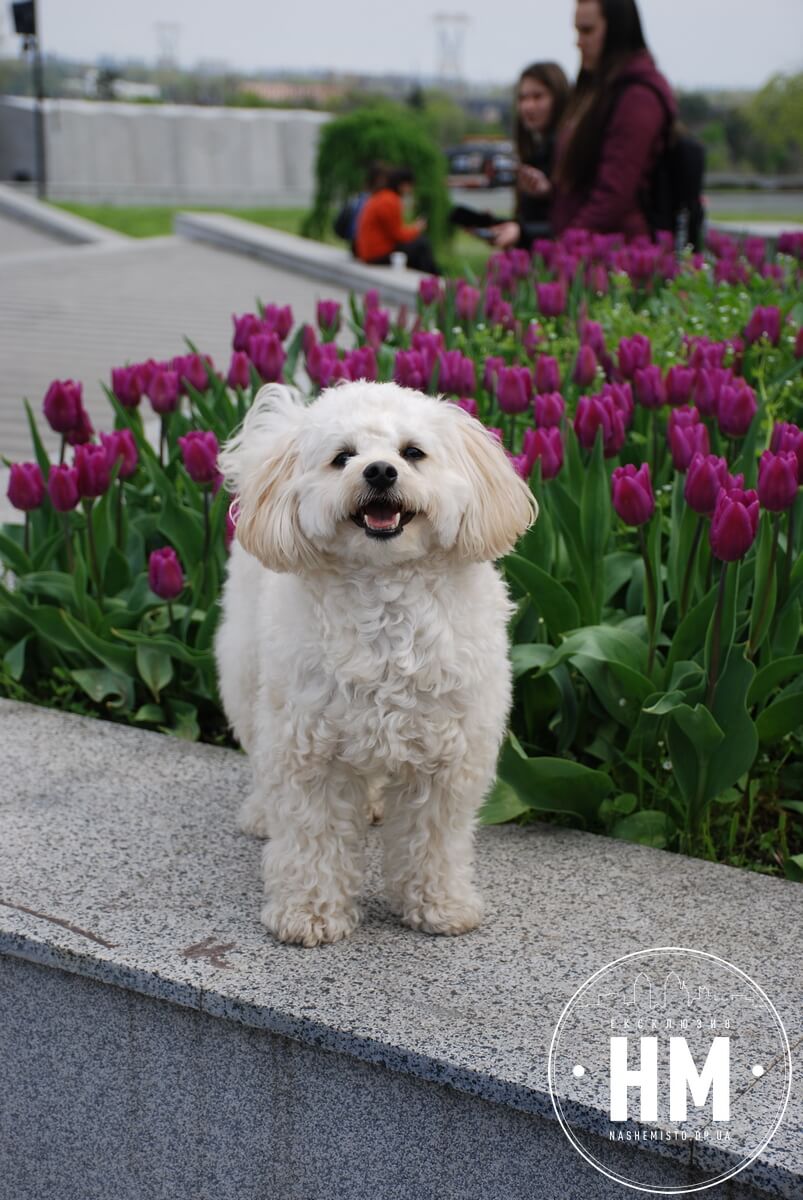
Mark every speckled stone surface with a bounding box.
[0,699,800,1198]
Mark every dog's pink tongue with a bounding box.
[364,505,401,531]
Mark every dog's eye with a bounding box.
[331,451,354,469]
[402,446,426,461]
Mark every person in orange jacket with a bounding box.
[355,167,441,274]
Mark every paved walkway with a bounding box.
[1,224,352,475]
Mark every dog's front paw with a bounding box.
[261,899,360,948]
[236,790,273,838]
[401,890,483,937]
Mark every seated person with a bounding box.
[354,167,440,274]
[333,162,388,256]
[452,62,570,250]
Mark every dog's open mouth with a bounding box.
[350,498,416,539]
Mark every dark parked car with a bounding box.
[446,142,517,189]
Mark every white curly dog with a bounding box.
[216,381,536,947]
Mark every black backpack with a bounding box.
[633,80,706,251]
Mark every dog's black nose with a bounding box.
[363,461,398,490]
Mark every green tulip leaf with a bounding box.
[504,554,580,639]
[479,777,532,825]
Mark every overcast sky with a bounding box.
[3,0,801,91]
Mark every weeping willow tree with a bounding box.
[302,102,451,255]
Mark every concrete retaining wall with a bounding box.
[0,95,329,205]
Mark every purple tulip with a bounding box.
[580,319,606,358]
[74,443,111,499]
[100,429,138,480]
[316,300,341,336]
[634,365,666,410]
[668,412,710,472]
[178,430,220,485]
[692,366,733,419]
[306,341,340,388]
[496,365,533,414]
[173,353,212,393]
[7,462,45,511]
[758,451,799,512]
[147,368,181,415]
[483,355,506,393]
[574,394,626,458]
[411,330,444,373]
[536,281,567,318]
[148,546,184,600]
[438,350,476,396]
[232,312,262,352]
[418,276,442,306]
[534,392,565,428]
[618,334,652,379]
[602,381,634,427]
[535,355,560,394]
[684,454,731,516]
[531,426,564,480]
[744,305,781,347]
[455,283,481,322]
[717,380,757,438]
[393,350,428,391]
[770,422,803,483]
[227,351,251,389]
[262,304,294,341]
[611,462,655,526]
[43,379,83,434]
[111,365,144,409]
[455,396,479,417]
[666,366,695,407]
[65,403,95,447]
[710,488,759,562]
[572,344,598,388]
[743,237,767,270]
[47,464,80,512]
[343,345,377,382]
[248,332,286,383]
[364,289,380,312]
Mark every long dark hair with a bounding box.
[557,0,649,191]
[514,62,571,164]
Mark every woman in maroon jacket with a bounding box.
[550,0,677,240]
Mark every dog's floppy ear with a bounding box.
[218,384,316,573]
[449,404,537,562]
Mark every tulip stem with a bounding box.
[638,527,658,676]
[61,514,74,573]
[116,478,124,550]
[780,503,796,605]
[748,513,781,659]
[168,602,175,627]
[705,564,729,709]
[82,500,102,599]
[679,517,704,620]
[59,437,66,466]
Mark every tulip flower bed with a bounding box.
[2,229,802,876]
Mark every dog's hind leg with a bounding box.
[236,786,275,839]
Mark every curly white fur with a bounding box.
[215,381,536,947]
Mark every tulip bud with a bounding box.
[717,380,757,438]
[263,304,294,341]
[496,365,533,414]
[634,365,666,410]
[572,344,598,388]
[7,462,45,511]
[111,365,144,409]
[364,307,390,347]
[100,429,138,480]
[536,281,566,317]
[64,403,95,447]
[574,394,626,458]
[232,312,262,353]
[744,305,781,346]
[47,464,80,512]
[455,283,481,322]
[666,366,695,407]
[770,422,803,483]
[178,429,220,485]
[248,332,286,383]
[684,453,731,516]
[710,488,759,562]
[226,351,251,389]
[602,381,634,427]
[757,450,799,512]
[43,380,83,434]
[148,546,184,600]
[535,355,560,394]
[611,462,655,526]
[534,392,565,428]
[617,334,652,379]
[316,300,342,336]
[418,277,442,306]
[74,443,111,499]
[393,350,427,391]
[344,346,377,383]
[531,426,563,480]
[147,368,181,415]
